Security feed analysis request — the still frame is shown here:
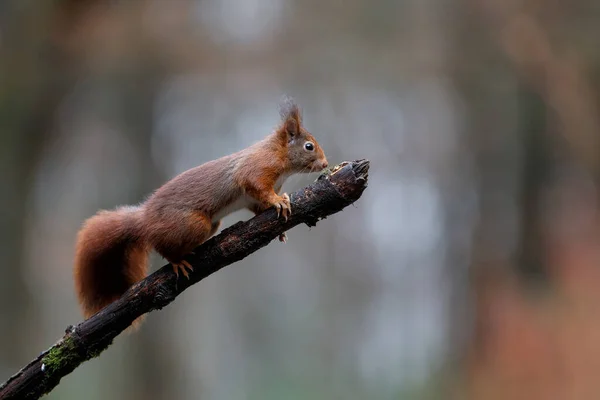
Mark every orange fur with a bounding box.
[73,98,328,329]
[74,207,149,319]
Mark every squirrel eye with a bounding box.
[304,142,314,151]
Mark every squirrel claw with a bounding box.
[275,193,291,221]
[278,232,287,243]
[182,260,193,271]
[172,260,194,279]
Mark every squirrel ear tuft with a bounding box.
[279,95,301,137]
[283,118,299,137]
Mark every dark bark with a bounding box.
[0,159,369,400]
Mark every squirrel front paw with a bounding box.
[273,193,291,221]
[171,260,193,279]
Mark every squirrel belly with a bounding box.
[211,194,261,222]
[74,206,149,319]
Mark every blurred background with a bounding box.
[2,0,600,399]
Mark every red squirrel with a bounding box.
[74,98,328,321]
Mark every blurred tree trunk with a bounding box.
[515,89,551,282]
[0,7,175,399]
[450,3,600,397]
[0,2,76,372]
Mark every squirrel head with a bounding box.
[278,97,328,173]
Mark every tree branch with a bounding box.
[0,159,370,400]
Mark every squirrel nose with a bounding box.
[322,161,329,169]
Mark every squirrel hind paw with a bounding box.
[172,260,194,279]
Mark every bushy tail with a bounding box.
[74,206,149,325]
